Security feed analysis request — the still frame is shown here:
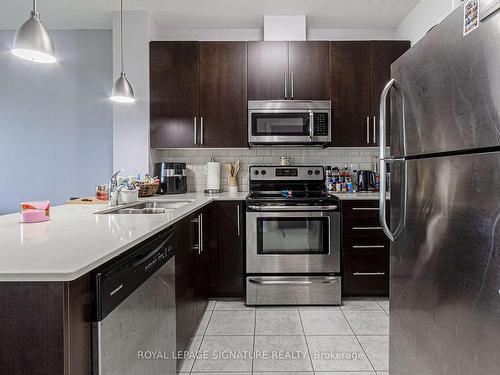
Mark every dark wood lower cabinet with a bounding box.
[213,201,245,298]
[0,276,92,375]
[341,200,390,296]
[175,213,198,354]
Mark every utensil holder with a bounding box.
[228,176,238,193]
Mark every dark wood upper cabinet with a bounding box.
[330,41,410,147]
[248,41,330,100]
[248,41,289,100]
[150,41,199,148]
[370,41,411,146]
[330,42,371,147]
[199,42,248,147]
[288,41,330,100]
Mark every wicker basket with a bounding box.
[136,182,160,197]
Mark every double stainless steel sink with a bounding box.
[97,200,194,215]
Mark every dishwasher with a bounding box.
[92,227,176,375]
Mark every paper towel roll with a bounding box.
[206,161,221,191]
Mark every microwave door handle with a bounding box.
[284,72,288,99]
[309,111,314,141]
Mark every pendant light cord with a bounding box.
[33,0,37,12]
[120,0,124,74]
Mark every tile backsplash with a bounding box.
[151,147,380,192]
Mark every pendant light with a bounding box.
[12,0,56,63]
[111,0,135,103]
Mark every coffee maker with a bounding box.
[154,162,187,194]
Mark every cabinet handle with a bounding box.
[352,207,379,211]
[236,204,241,237]
[291,71,294,99]
[366,116,370,144]
[199,213,203,254]
[352,245,385,249]
[373,116,377,144]
[284,72,288,99]
[353,272,386,276]
[193,117,197,145]
[352,226,383,230]
[200,117,204,145]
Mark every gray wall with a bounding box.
[0,30,112,214]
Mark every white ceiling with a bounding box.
[0,0,420,30]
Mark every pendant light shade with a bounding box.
[111,72,135,103]
[111,0,135,103]
[12,1,56,63]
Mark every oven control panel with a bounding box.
[250,166,324,181]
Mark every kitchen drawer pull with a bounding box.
[352,226,383,230]
[352,207,379,211]
[353,272,386,276]
[352,245,385,249]
[249,277,339,286]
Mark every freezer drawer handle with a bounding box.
[352,207,379,211]
[379,78,407,242]
[352,226,383,230]
[249,277,339,286]
[353,272,386,276]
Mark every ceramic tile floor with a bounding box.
[178,297,390,375]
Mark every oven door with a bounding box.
[246,208,340,273]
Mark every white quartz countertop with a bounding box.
[0,192,247,282]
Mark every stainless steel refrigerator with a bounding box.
[378,4,500,375]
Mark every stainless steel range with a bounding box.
[245,165,341,306]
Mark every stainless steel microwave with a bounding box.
[248,100,332,146]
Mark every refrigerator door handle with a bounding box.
[379,78,407,242]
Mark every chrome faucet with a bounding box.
[109,169,123,206]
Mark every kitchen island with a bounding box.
[0,192,247,282]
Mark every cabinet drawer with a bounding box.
[343,235,389,255]
[343,254,389,296]
[342,200,389,228]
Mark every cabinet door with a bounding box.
[289,41,330,100]
[248,41,289,100]
[330,42,371,147]
[216,201,245,297]
[175,215,197,354]
[150,42,199,148]
[369,41,410,146]
[199,42,248,147]
[195,207,216,320]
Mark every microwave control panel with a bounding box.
[313,113,329,136]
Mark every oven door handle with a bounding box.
[247,205,338,211]
[248,277,339,286]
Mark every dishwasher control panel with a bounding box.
[93,227,175,321]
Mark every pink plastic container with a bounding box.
[20,201,50,223]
